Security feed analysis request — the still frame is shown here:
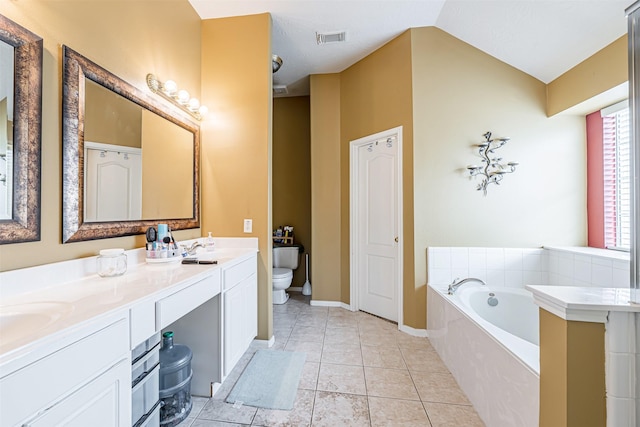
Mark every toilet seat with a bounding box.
[273,268,293,280]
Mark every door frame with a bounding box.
[349,126,403,325]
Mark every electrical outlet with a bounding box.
[243,219,252,233]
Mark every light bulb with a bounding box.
[163,80,177,95]
[177,90,190,104]
[188,98,200,111]
[198,105,209,116]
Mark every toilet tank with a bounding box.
[273,246,300,269]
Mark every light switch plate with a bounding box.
[243,219,252,233]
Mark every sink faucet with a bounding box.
[447,277,486,295]
[182,241,204,255]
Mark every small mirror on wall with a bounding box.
[0,14,43,244]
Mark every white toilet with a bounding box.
[272,245,301,304]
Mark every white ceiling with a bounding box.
[189,0,630,98]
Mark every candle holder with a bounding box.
[467,131,518,196]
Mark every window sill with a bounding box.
[543,246,630,262]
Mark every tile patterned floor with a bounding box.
[177,293,485,427]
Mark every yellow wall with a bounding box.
[0,0,201,272]
[539,309,606,427]
[200,14,273,340]
[309,74,342,301]
[84,80,142,149]
[412,27,586,328]
[141,110,194,219]
[339,30,416,319]
[313,26,585,328]
[273,96,311,287]
[547,35,628,116]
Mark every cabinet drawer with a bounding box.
[130,301,156,350]
[0,317,129,427]
[132,332,161,365]
[156,273,221,330]
[223,257,257,291]
[132,364,159,426]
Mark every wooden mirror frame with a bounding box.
[0,15,43,244]
[62,45,200,243]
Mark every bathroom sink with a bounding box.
[0,302,74,346]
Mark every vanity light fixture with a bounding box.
[146,74,208,120]
[467,131,518,196]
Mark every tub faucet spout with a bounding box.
[447,277,486,295]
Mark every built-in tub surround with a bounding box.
[427,246,638,426]
[427,246,548,426]
[427,283,539,427]
[428,246,631,291]
[545,246,630,288]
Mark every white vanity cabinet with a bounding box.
[0,313,131,427]
[222,256,258,377]
[0,240,259,425]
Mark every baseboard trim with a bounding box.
[310,300,352,310]
[288,287,303,292]
[399,324,428,337]
[252,335,276,348]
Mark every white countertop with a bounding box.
[0,238,258,366]
[526,285,640,322]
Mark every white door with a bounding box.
[84,142,142,222]
[351,128,402,322]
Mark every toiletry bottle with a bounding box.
[206,232,215,252]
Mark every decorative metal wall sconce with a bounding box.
[146,74,208,120]
[467,131,518,196]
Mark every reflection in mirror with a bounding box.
[62,45,200,243]
[0,15,42,244]
[83,80,194,222]
[0,40,14,220]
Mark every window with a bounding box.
[592,101,631,251]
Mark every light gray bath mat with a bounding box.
[226,350,306,410]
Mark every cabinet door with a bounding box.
[0,317,130,426]
[24,359,130,427]
[223,283,244,377]
[241,274,258,346]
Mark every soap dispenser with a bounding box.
[206,232,215,252]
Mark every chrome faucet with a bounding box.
[182,241,204,255]
[447,277,486,295]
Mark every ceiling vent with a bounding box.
[273,85,288,95]
[316,31,347,45]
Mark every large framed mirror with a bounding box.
[0,15,43,244]
[62,46,200,243]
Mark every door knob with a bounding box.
[394,237,399,243]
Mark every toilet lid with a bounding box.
[273,268,293,279]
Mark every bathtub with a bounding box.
[427,283,540,427]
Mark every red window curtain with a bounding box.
[587,109,619,249]
[586,111,606,248]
